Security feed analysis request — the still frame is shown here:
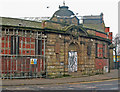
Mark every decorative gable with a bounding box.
[65,25,88,38]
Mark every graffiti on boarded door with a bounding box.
[68,51,77,72]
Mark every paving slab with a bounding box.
[1,69,119,86]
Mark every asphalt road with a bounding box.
[2,79,119,90]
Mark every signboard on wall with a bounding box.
[30,58,37,64]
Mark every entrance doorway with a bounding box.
[68,51,77,72]
[68,42,78,72]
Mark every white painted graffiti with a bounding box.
[68,52,77,72]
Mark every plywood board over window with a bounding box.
[55,42,60,54]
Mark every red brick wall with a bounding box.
[96,32,107,39]
[95,59,108,69]
[105,27,110,33]
[1,33,45,74]
[105,27,112,42]
[1,36,11,54]
[19,37,35,55]
[1,56,44,73]
[97,44,103,58]
[108,32,112,42]
[105,45,108,58]
[1,35,45,56]
[96,44,108,58]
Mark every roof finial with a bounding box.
[63,0,65,6]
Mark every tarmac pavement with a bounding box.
[1,69,119,86]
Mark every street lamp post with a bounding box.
[115,40,117,69]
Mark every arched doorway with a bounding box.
[68,42,78,72]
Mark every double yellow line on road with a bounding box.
[68,78,119,85]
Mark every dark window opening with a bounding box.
[35,39,42,55]
[95,43,98,57]
[38,40,42,55]
[27,51,29,53]
[87,45,91,56]
[11,36,19,54]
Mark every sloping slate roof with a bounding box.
[83,13,103,19]
[0,17,42,28]
[53,6,75,17]
[83,24,105,32]
[83,13,103,24]
[83,19,102,24]
[82,13,105,32]
[83,16,101,19]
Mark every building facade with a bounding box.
[0,5,113,78]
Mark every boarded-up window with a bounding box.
[56,53,60,62]
[55,42,60,54]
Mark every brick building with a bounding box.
[0,5,113,78]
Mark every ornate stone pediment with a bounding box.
[65,25,88,38]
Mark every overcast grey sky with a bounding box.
[0,0,119,37]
